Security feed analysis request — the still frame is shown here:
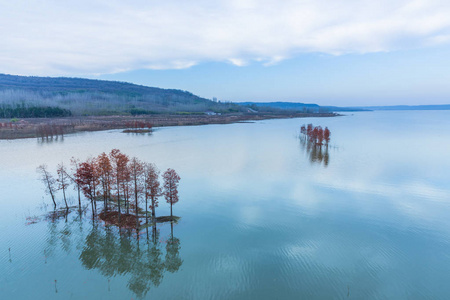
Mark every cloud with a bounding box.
[1,0,450,75]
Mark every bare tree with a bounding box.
[69,158,82,211]
[56,162,70,209]
[37,164,57,208]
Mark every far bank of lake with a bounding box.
[0,112,338,140]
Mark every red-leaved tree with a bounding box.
[129,157,144,227]
[144,163,161,223]
[76,159,99,216]
[97,152,113,210]
[163,169,180,219]
[317,126,324,145]
[110,149,129,220]
[324,127,331,145]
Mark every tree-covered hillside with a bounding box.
[0,74,242,116]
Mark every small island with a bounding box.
[37,149,181,230]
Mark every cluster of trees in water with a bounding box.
[37,149,180,228]
[122,120,153,133]
[300,124,331,146]
[300,124,331,166]
[0,104,72,118]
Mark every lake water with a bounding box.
[1,111,450,299]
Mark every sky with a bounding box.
[1,0,450,106]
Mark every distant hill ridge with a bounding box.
[0,73,203,98]
[0,74,241,116]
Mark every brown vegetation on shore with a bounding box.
[98,211,179,229]
[0,112,338,140]
[98,211,139,228]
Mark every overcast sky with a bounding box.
[1,0,450,105]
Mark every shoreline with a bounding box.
[0,112,340,140]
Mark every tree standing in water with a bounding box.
[129,157,144,227]
[163,169,180,219]
[122,165,132,214]
[96,152,113,210]
[324,127,331,145]
[70,157,82,210]
[110,149,129,221]
[76,159,98,216]
[144,163,161,223]
[37,164,57,208]
[56,162,70,210]
[317,126,324,145]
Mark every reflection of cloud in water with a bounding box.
[277,234,397,297]
[238,205,264,227]
[315,176,449,201]
[296,174,450,235]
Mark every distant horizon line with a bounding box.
[234,101,450,107]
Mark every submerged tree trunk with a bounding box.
[91,197,95,217]
[77,186,81,210]
[103,182,107,211]
[126,190,129,214]
[93,184,97,211]
[134,180,139,229]
[106,185,110,211]
[145,195,149,224]
[62,187,68,210]
[152,224,157,244]
[117,179,121,223]
[48,181,56,208]
[135,200,139,229]
[105,186,109,211]
[152,196,156,223]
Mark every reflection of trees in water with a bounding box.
[37,135,65,145]
[165,223,182,274]
[300,137,330,166]
[44,212,182,298]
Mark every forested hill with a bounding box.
[0,74,196,96]
[0,74,241,116]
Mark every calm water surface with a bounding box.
[1,111,450,299]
